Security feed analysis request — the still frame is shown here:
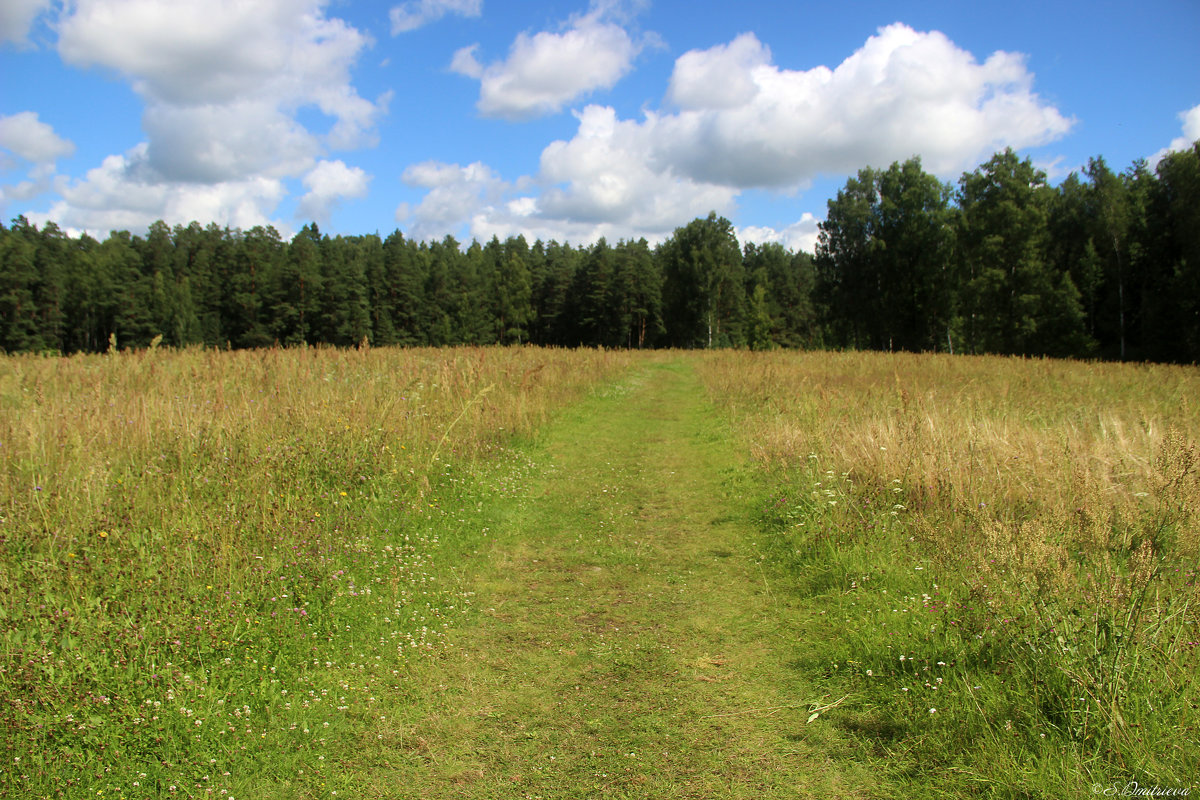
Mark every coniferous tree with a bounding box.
[531,240,578,345]
[0,218,43,352]
[1148,142,1200,361]
[1084,157,1135,359]
[615,238,662,348]
[268,225,315,347]
[659,213,745,348]
[171,222,222,346]
[495,236,533,344]
[315,234,371,346]
[1047,173,1101,346]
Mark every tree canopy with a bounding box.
[2,143,1198,362]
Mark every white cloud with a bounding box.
[451,4,649,119]
[0,0,49,44]
[390,0,481,34]
[666,32,771,110]
[0,112,74,209]
[0,112,75,164]
[43,0,381,232]
[398,160,508,241]
[401,23,1072,248]
[1184,105,1200,141]
[1149,103,1200,167]
[738,213,821,255]
[297,159,370,222]
[538,105,736,229]
[651,24,1074,188]
[141,102,319,183]
[36,144,286,235]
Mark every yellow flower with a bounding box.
[98,531,108,538]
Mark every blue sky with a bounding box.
[1,0,1197,252]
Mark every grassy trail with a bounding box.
[350,360,870,798]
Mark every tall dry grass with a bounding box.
[696,350,1199,793]
[0,344,639,797]
[1,345,635,548]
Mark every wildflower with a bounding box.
[929,708,937,714]
[98,531,108,539]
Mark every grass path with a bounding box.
[347,360,871,798]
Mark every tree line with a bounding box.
[1,143,1197,361]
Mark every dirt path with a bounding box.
[355,360,871,798]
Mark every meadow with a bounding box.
[1,345,1196,798]
[0,345,641,798]
[695,351,1199,795]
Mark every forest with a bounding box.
[1,143,1198,362]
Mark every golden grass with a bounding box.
[695,350,1200,787]
[0,345,640,553]
[697,351,1199,563]
[0,345,643,797]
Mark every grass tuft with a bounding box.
[0,345,638,798]
[697,351,1199,795]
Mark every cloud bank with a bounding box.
[406,23,1074,247]
[41,0,382,234]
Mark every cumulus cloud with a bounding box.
[405,22,1073,247]
[297,159,370,222]
[141,102,319,184]
[652,24,1074,188]
[390,0,481,33]
[666,32,772,110]
[1150,103,1200,167]
[35,144,286,234]
[0,0,50,44]
[0,112,74,209]
[397,160,508,241]
[0,112,75,164]
[451,3,650,119]
[538,105,736,228]
[45,0,381,233]
[739,214,821,255]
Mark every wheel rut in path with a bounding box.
[370,360,870,799]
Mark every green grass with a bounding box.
[0,346,639,799]
[696,350,1200,798]
[331,360,872,798]
[4,346,1196,799]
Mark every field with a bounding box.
[0,346,1196,798]
[695,351,1199,795]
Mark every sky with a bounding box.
[1,0,1197,254]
